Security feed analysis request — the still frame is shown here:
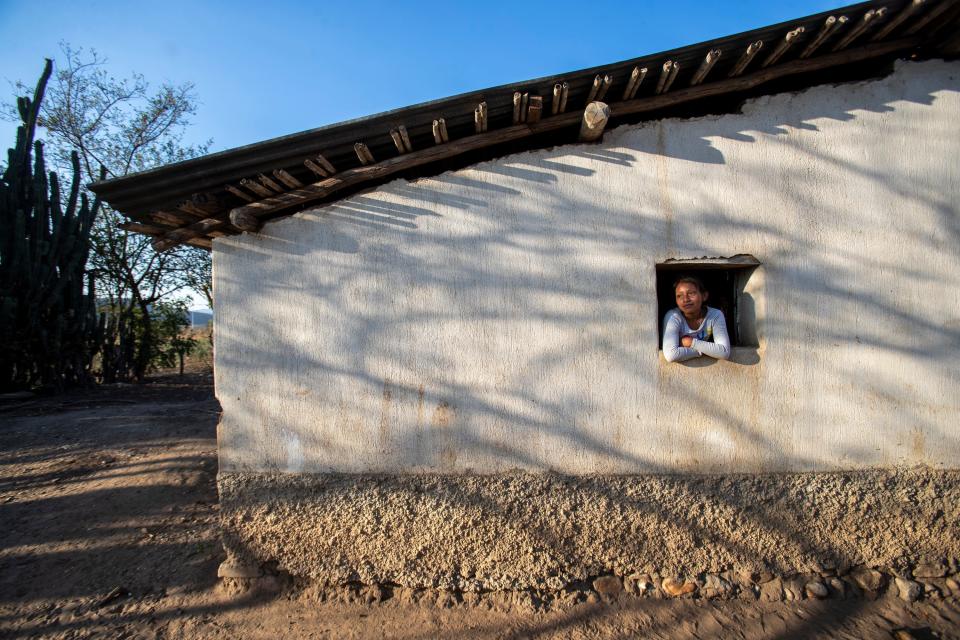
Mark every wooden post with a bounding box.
[690,49,722,85]
[273,169,303,189]
[304,158,330,178]
[579,101,610,142]
[655,61,680,94]
[230,208,262,232]
[594,74,613,101]
[833,9,885,51]
[397,125,412,152]
[432,118,448,144]
[800,16,844,58]
[558,82,569,113]
[240,178,274,198]
[390,128,407,154]
[762,27,805,67]
[225,184,255,202]
[474,102,487,133]
[622,66,647,100]
[257,173,284,193]
[526,95,543,124]
[905,0,954,35]
[873,0,925,40]
[728,41,764,77]
[315,154,336,175]
[354,142,375,165]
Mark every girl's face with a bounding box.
[675,282,706,318]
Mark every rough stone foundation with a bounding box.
[218,468,959,596]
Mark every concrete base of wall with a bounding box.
[218,469,959,592]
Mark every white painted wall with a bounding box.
[214,60,960,474]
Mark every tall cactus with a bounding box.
[0,60,102,392]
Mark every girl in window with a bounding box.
[662,276,731,363]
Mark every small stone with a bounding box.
[592,575,622,598]
[783,579,804,601]
[805,580,828,599]
[759,578,783,602]
[895,578,921,602]
[849,567,886,593]
[828,577,846,598]
[913,562,947,579]
[217,562,261,579]
[623,573,653,595]
[661,577,697,597]
[701,574,733,599]
[750,570,775,585]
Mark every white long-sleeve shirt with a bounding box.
[662,306,731,363]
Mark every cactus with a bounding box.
[0,60,102,392]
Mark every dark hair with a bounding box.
[673,275,706,294]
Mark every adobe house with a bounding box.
[93,0,960,599]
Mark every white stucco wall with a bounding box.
[214,59,960,474]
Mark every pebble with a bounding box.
[701,574,733,599]
[217,562,262,579]
[895,577,921,602]
[913,562,947,579]
[759,578,783,602]
[828,577,845,597]
[783,579,804,601]
[805,580,828,599]
[849,567,885,593]
[592,575,622,598]
[624,573,654,595]
[661,577,697,597]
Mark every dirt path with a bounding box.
[1,375,957,639]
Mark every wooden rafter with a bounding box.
[150,35,923,252]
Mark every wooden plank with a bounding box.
[152,36,922,252]
[240,178,274,198]
[273,169,303,189]
[225,184,255,202]
[354,142,375,165]
[526,95,543,124]
[398,125,412,152]
[304,158,330,178]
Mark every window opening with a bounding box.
[656,255,760,348]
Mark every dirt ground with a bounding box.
[1,373,958,639]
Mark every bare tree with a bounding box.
[5,44,213,381]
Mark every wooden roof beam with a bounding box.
[355,142,375,165]
[655,61,680,94]
[579,101,610,142]
[690,50,722,86]
[833,8,887,51]
[800,16,847,58]
[432,118,449,144]
[474,102,488,133]
[762,27,805,67]
[151,35,923,252]
[552,83,569,114]
[729,41,764,77]
[622,67,647,100]
[873,0,926,41]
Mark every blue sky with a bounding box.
[1,0,859,155]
